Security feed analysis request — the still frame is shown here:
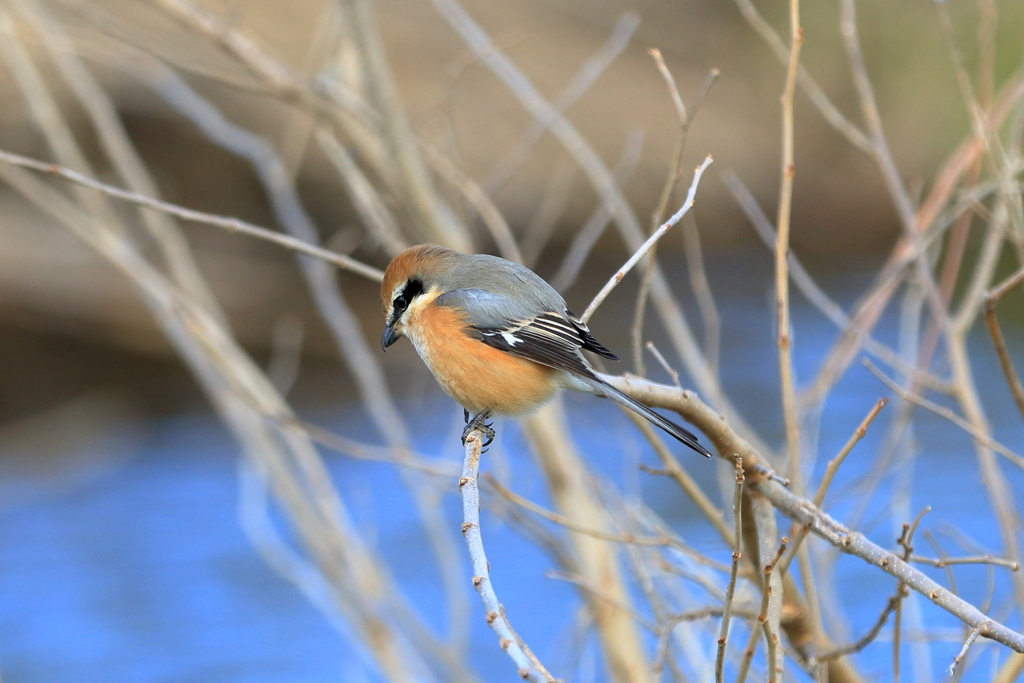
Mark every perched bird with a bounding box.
[380,244,711,458]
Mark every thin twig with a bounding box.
[864,359,1024,470]
[776,0,803,494]
[909,555,1020,571]
[780,398,888,574]
[814,397,888,510]
[0,149,385,282]
[716,456,745,683]
[581,155,713,322]
[460,430,555,682]
[625,412,732,543]
[630,61,719,373]
[984,280,1024,422]
[682,212,722,378]
[300,421,458,477]
[480,11,641,195]
[893,507,929,683]
[646,342,682,389]
[550,130,643,292]
[736,538,789,683]
[417,139,523,263]
[949,622,987,676]
[545,570,656,633]
[732,0,873,155]
[485,474,686,549]
[818,593,901,661]
[597,374,1024,653]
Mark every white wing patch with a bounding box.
[501,331,522,346]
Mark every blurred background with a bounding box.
[1,0,1024,681]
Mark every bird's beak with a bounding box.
[381,321,401,351]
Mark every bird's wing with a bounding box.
[435,289,618,379]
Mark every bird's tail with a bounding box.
[592,379,712,458]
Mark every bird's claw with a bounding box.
[461,410,495,448]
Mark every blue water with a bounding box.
[2,257,1023,682]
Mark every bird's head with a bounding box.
[380,244,460,350]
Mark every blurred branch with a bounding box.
[300,421,459,477]
[11,0,223,318]
[418,138,524,264]
[486,474,693,550]
[732,0,872,154]
[780,398,888,575]
[151,0,469,250]
[722,171,954,398]
[631,59,718,374]
[864,360,1024,471]
[0,149,385,281]
[550,129,643,293]
[131,53,472,648]
[315,126,409,257]
[0,161,456,682]
[522,401,650,683]
[984,267,1024,422]
[481,11,640,195]
[681,213,722,379]
[334,0,470,250]
[151,0,370,117]
[818,593,900,661]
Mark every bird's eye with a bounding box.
[394,296,408,312]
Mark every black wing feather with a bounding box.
[566,310,618,360]
[470,311,612,379]
[468,309,712,457]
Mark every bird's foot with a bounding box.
[462,410,495,449]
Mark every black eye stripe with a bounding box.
[392,278,423,312]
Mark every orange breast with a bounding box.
[408,299,559,415]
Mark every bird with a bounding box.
[380,244,712,458]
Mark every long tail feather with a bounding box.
[595,379,712,458]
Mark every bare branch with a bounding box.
[485,474,686,549]
[716,456,745,683]
[949,622,986,676]
[581,155,713,323]
[480,11,640,195]
[909,555,1020,571]
[597,373,1024,654]
[984,277,1024,422]
[865,359,1024,471]
[819,593,900,661]
[736,538,788,683]
[780,397,888,574]
[460,430,556,682]
[0,149,385,282]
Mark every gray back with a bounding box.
[431,252,567,329]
